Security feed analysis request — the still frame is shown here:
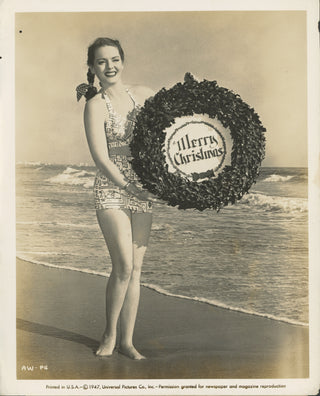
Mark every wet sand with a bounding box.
[16,258,308,380]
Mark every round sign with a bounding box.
[164,114,232,182]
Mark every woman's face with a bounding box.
[91,45,124,86]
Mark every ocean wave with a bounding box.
[141,283,308,327]
[17,257,308,327]
[16,161,52,167]
[262,172,308,183]
[47,167,95,189]
[240,193,308,213]
[263,174,294,182]
[17,220,98,229]
[152,223,174,232]
[75,162,92,167]
[17,251,85,257]
[17,255,109,277]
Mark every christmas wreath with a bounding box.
[130,73,266,211]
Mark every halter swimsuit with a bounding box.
[94,89,152,213]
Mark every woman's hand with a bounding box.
[125,182,157,202]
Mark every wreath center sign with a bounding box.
[130,73,266,211]
[164,114,232,182]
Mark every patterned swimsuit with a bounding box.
[94,89,152,213]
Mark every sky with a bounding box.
[15,10,308,167]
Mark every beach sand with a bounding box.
[16,258,308,380]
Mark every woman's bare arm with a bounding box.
[84,97,129,189]
[84,95,154,200]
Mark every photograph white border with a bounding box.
[1,0,319,395]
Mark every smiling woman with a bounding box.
[76,37,155,360]
[90,43,124,90]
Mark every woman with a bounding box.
[77,37,155,360]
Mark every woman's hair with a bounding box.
[84,37,125,101]
[87,37,125,66]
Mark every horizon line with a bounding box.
[15,161,308,169]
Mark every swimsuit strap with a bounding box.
[126,88,139,107]
[102,88,138,110]
[103,94,113,115]
[103,88,139,140]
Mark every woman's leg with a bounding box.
[119,212,152,360]
[95,208,133,356]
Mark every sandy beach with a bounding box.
[16,258,309,380]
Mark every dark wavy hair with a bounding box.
[85,37,125,101]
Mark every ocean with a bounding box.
[16,164,308,326]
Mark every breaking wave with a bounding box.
[240,193,307,213]
[263,174,294,182]
[47,167,95,189]
[16,257,308,327]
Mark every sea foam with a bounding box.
[240,193,307,213]
[47,167,95,189]
[17,254,109,277]
[17,161,51,166]
[17,255,308,327]
[17,220,98,229]
[140,283,308,327]
[263,174,294,182]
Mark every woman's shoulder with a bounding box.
[128,85,155,104]
[84,91,106,118]
[85,91,105,109]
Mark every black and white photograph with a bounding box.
[0,0,319,395]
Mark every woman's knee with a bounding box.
[112,258,133,282]
[130,248,145,280]
[130,265,142,282]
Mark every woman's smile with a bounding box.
[105,71,117,77]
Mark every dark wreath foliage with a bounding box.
[130,73,266,211]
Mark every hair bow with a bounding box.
[76,83,91,101]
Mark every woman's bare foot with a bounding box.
[118,344,146,360]
[96,334,116,357]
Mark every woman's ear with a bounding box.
[89,65,95,75]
